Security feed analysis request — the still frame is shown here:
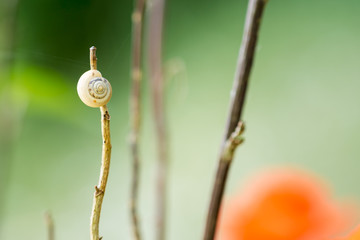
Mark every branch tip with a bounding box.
[90,46,97,70]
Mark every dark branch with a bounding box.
[203,1,268,240]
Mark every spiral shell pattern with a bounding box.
[88,78,111,99]
[77,70,112,108]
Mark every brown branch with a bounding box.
[129,0,146,239]
[90,105,111,240]
[147,0,168,240]
[44,211,55,240]
[90,46,97,70]
[203,0,268,240]
[88,49,112,240]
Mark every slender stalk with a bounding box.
[44,211,55,240]
[89,48,112,240]
[90,46,97,71]
[147,0,168,239]
[129,0,146,239]
[0,0,20,230]
[203,0,268,239]
[90,105,111,240]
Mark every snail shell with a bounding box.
[77,70,112,108]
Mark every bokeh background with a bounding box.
[1,0,360,239]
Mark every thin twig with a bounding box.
[203,0,268,240]
[44,211,55,240]
[129,0,146,239]
[89,49,112,240]
[147,0,168,239]
[0,0,20,230]
[90,46,97,70]
[90,105,111,240]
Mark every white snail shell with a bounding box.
[77,69,112,108]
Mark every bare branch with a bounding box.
[147,0,168,239]
[90,46,97,70]
[90,105,111,240]
[129,0,146,239]
[0,0,20,228]
[87,48,112,240]
[203,1,268,239]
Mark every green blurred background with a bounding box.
[1,0,360,239]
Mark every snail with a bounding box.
[77,70,112,108]
[77,46,112,108]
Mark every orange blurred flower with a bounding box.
[216,169,353,240]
